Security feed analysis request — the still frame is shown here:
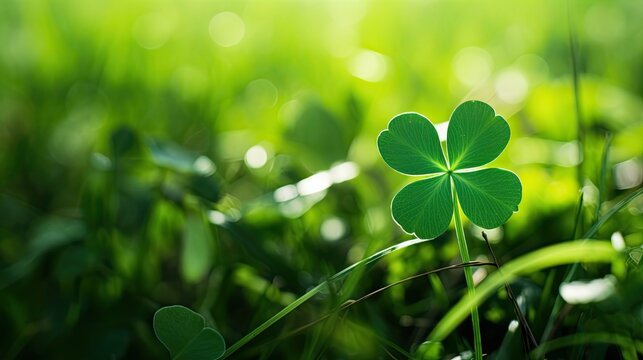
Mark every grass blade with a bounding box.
[571,190,584,239]
[539,187,643,348]
[567,0,585,188]
[268,261,493,346]
[482,232,538,352]
[428,240,617,343]
[530,333,643,359]
[222,237,430,358]
[594,133,612,223]
[583,187,642,240]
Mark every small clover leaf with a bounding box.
[378,100,522,239]
[154,305,226,360]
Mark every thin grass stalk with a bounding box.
[453,192,482,360]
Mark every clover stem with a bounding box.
[453,192,483,360]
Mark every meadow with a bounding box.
[0,1,641,359]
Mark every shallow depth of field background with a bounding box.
[1,0,642,359]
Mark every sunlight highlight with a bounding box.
[495,69,528,104]
[614,158,642,190]
[295,162,360,196]
[435,122,448,142]
[273,184,299,203]
[610,232,625,251]
[320,217,347,242]
[208,210,227,225]
[347,50,389,82]
[507,320,519,333]
[297,171,333,196]
[245,145,268,169]
[559,275,616,304]
[453,47,493,87]
[193,156,216,176]
[329,161,360,183]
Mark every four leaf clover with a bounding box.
[377,100,522,239]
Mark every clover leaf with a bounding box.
[378,100,522,239]
[153,305,226,360]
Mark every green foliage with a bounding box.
[378,101,522,239]
[428,240,618,342]
[181,214,215,284]
[223,238,432,358]
[1,1,642,359]
[154,306,226,360]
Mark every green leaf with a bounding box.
[452,168,522,229]
[181,213,214,283]
[177,329,226,360]
[446,101,509,170]
[148,139,198,173]
[189,174,221,203]
[391,174,453,239]
[531,333,643,358]
[416,341,444,360]
[111,126,138,159]
[286,102,350,170]
[148,139,216,176]
[153,305,226,360]
[154,306,205,358]
[378,112,448,175]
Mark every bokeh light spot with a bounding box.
[245,145,268,169]
[584,4,625,43]
[245,79,278,108]
[560,276,616,304]
[320,217,347,242]
[614,158,642,190]
[193,156,216,176]
[347,50,388,82]
[495,69,528,104]
[453,47,493,87]
[133,12,174,50]
[209,12,245,47]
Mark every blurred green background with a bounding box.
[1,0,642,359]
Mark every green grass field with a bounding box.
[1,0,642,359]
